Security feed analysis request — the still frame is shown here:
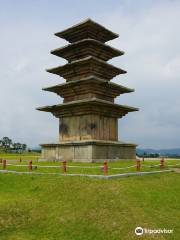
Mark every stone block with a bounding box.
[40,140,136,162]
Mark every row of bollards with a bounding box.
[136,158,165,171]
[0,158,165,175]
[0,159,109,175]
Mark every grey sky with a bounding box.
[0,0,179,148]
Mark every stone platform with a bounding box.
[40,140,136,162]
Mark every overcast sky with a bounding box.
[0,0,179,149]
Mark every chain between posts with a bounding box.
[1,157,179,174]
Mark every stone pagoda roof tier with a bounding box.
[40,140,137,147]
[55,19,118,43]
[37,98,138,118]
[51,39,124,62]
[46,56,126,81]
[42,76,134,103]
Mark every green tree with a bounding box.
[1,137,12,152]
[12,142,20,153]
[16,143,22,153]
[21,144,27,152]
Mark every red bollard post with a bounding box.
[160,158,164,169]
[29,160,32,171]
[3,159,6,170]
[62,161,67,173]
[136,159,141,171]
[103,161,108,175]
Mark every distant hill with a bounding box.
[136,148,180,157]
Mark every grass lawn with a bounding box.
[0,153,179,175]
[0,152,40,161]
[1,161,180,175]
[0,154,180,239]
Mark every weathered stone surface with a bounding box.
[59,115,118,141]
[54,18,118,43]
[37,19,139,162]
[43,76,134,103]
[37,98,138,118]
[46,56,126,81]
[40,141,136,162]
[51,39,124,62]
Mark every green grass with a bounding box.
[0,158,180,175]
[0,173,180,239]
[0,152,40,161]
[0,154,180,239]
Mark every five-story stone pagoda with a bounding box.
[37,19,139,162]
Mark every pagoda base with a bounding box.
[39,140,137,162]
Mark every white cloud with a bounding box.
[101,0,180,148]
[0,0,179,148]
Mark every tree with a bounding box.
[16,143,22,153]
[0,137,28,153]
[12,142,20,153]
[1,137,12,152]
[0,140,3,152]
[13,143,27,153]
[21,144,27,152]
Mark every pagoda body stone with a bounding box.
[37,19,139,162]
